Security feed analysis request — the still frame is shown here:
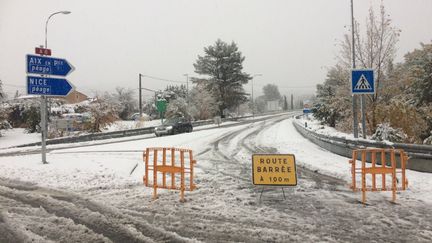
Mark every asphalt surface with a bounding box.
[1,115,432,242]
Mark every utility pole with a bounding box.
[139,73,142,118]
[351,0,359,138]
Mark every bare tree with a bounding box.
[84,95,118,132]
[114,87,136,120]
[189,82,218,120]
[340,4,400,133]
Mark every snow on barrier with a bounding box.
[142,147,197,202]
[349,148,408,204]
[293,118,432,173]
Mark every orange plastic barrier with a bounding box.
[349,148,408,204]
[143,147,196,202]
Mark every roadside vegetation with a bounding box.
[313,4,432,144]
[1,39,298,139]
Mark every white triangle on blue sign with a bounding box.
[354,74,372,90]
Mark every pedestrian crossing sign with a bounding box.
[351,69,375,94]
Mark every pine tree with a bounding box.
[283,96,288,111]
[193,39,251,117]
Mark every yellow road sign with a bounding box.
[252,154,297,186]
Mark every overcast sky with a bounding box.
[1,0,431,100]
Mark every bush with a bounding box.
[22,106,41,133]
[371,123,407,143]
[424,131,432,145]
[6,105,41,133]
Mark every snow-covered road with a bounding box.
[1,115,431,242]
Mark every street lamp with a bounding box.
[40,10,71,164]
[251,74,262,120]
[45,11,71,49]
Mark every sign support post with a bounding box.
[351,69,375,139]
[41,95,47,163]
[361,95,367,138]
[26,51,75,164]
[259,187,286,201]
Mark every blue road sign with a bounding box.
[351,69,374,94]
[27,76,74,96]
[26,54,74,76]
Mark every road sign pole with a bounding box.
[41,95,47,164]
[361,95,367,138]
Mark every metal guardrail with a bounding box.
[14,112,279,148]
[293,118,432,173]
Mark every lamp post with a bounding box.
[45,11,71,49]
[40,10,71,164]
[251,74,262,120]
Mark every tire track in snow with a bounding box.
[241,118,432,242]
[76,114,432,242]
[0,178,192,243]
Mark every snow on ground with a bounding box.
[298,115,395,145]
[0,117,431,204]
[0,128,40,149]
[0,124,248,191]
[258,118,432,204]
[0,115,431,241]
[102,119,162,132]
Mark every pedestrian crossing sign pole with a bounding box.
[351,69,374,139]
[351,69,375,94]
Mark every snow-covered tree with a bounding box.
[165,97,189,119]
[84,96,118,132]
[314,65,351,128]
[164,85,187,102]
[404,43,432,106]
[371,123,407,143]
[262,84,281,102]
[424,132,432,145]
[0,79,5,101]
[193,39,251,117]
[113,87,136,120]
[188,83,218,120]
[377,42,432,142]
[254,96,266,114]
[0,97,10,136]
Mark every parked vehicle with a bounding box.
[154,117,193,136]
[130,113,150,121]
[61,113,91,123]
